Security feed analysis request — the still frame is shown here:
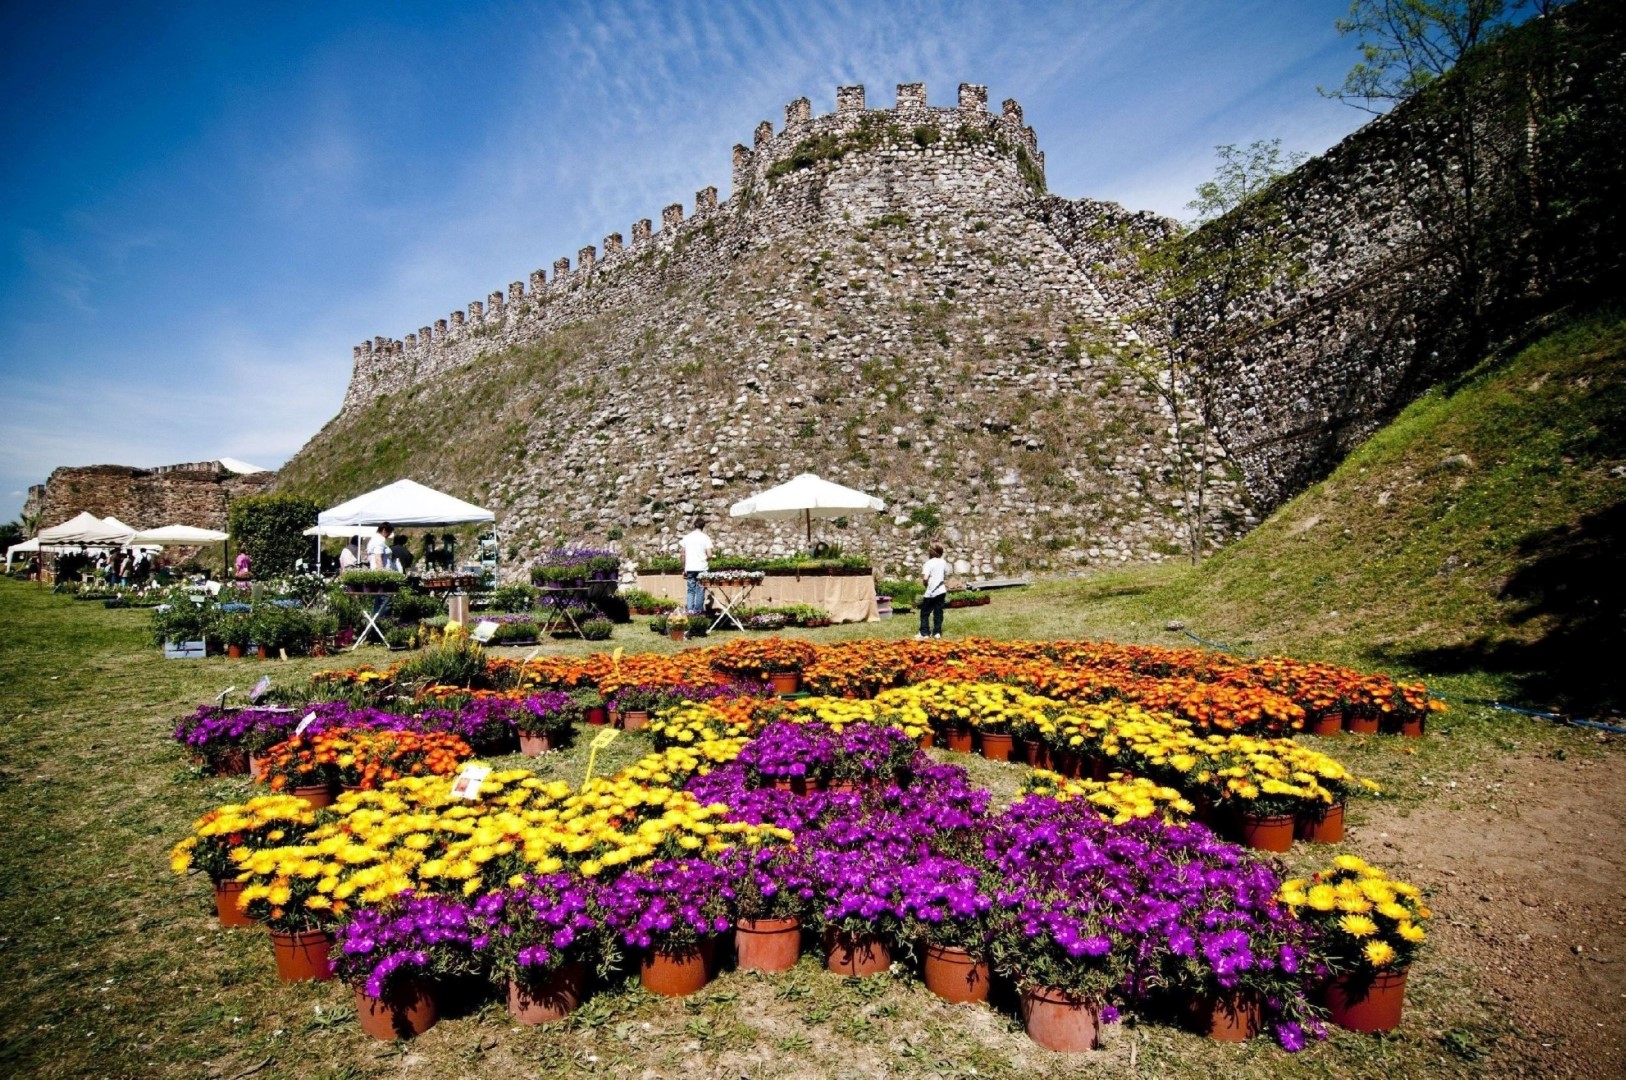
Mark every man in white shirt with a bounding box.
[366,524,395,571]
[678,517,714,615]
[918,543,949,639]
[338,539,360,571]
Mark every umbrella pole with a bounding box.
[805,509,811,552]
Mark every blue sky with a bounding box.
[0,0,1373,523]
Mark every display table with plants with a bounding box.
[635,555,877,624]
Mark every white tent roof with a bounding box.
[218,457,269,474]
[101,516,138,542]
[131,524,229,545]
[303,524,380,538]
[5,537,40,568]
[317,479,494,529]
[37,512,119,544]
[729,473,886,521]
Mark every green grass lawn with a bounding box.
[2,576,1616,1079]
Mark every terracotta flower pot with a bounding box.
[1326,967,1408,1032]
[669,628,687,642]
[1017,738,1043,767]
[922,943,990,1004]
[641,940,715,997]
[255,645,269,660]
[1295,801,1346,843]
[824,928,891,976]
[978,732,1014,763]
[1305,711,1344,736]
[248,753,266,781]
[1344,712,1381,735]
[508,961,587,1023]
[1089,755,1111,782]
[226,644,244,659]
[917,730,935,749]
[214,747,249,776]
[1392,715,1426,738]
[1051,748,1083,779]
[1020,986,1100,1052]
[770,776,812,794]
[1236,811,1296,852]
[621,709,650,732]
[519,730,559,756]
[214,879,253,928]
[269,928,335,982]
[735,917,802,973]
[826,779,859,795]
[945,726,974,754]
[354,978,439,1040]
[770,671,802,696]
[585,706,608,726]
[290,782,335,810]
[1190,990,1262,1041]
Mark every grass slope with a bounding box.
[1115,312,1626,712]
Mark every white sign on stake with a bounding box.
[216,686,236,706]
[450,764,491,800]
[249,676,271,703]
[471,620,499,644]
[294,711,318,736]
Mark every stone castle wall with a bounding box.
[25,462,274,533]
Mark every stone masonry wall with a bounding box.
[25,462,274,533]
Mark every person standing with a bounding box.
[233,548,252,582]
[367,524,395,570]
[678,517,714,616]
[917,543,949,640]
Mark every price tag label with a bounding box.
[249,676,271,703]
[589,727,620,751]
[450,764,491,800]
[471,620,498,644]
[216,686,236,706]
[294,711,317,736]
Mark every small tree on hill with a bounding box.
[229,495,320,578]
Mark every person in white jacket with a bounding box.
[917,543,948,639]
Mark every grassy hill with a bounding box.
[1095,310,1625,713]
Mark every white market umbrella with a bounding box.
[318,479,494,529]
[131,525,229,545]
[5,537,40,569]
[729,472,886,547]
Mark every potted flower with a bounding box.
[341,569,406,595]
[827,722,918,792]
[234,845,345,981]
[172,705,258,775]
[667,612,690,642]
[598,857,733,996]
[169,794,318,928]
[330,729,473,791]
[580,616,613,641]
[515,690,575,755]
[803,822,917,977]
[607,685,668,731]
[476,873,606,1023]
[333,893,480,1040]
[900,854,996,1004]
[219,611,253,659]
[1279,856,1430,1033]
[723,845,812,973]
[491,619,540,646]
[572,688,608,727]
[735,722,832,793]
[710,637,819,694]
[259,733,339,808]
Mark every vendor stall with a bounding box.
[633,568,878,624]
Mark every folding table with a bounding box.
[703,574,760,632]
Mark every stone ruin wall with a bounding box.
[340,83,1060,414]
[24,462,274,534]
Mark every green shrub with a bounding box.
[878,578,924,608]
[491,620,539,644]
[491,583,538,612]
[229,495,320,578]
[388,589,444,623]
[580,617,613,641]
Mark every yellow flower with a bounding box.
[1306,884,1338,912]
[1339,914,1378,938]
[1333,854,1369,872]
[1396,921,1427,944]
[1363,940,1397,967]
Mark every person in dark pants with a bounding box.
[917,543,948,639]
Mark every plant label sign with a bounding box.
[589,728,620,751]
[471,620,499,644]
[249,676,271,703]
[216,686,236,706]
[294,711,317,736]
[450,764,491,800]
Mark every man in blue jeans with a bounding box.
[678,517,714,615]
[917,543,948,639]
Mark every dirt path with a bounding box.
[1369,749,1626,1077]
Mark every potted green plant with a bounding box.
[666,612,690,642]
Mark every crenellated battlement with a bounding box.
[343,81,1050,413]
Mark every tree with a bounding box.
[1119,140,1307,564]
[0,521,22,552]
[1322,1,1570,353]
[228,495,320,578]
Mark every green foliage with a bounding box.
[339,569,406,588]
[491,582,538,612]
[580,617,614,641]
[906,506,942,532]
[490,619,539,644]
[149,597,215,646]
[1325,0,1522,107]
[877,578,925,608]
[228,495,320,578]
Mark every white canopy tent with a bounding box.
[100,517,139,543]
[304,523,380,573]
[131,525,230,545]
[36,511,120,544]
[729,472,886,548]
[5,536,40,569]
[316,480,494,574]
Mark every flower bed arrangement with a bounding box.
[341,570,407,594]
[170,634,1440,1050]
